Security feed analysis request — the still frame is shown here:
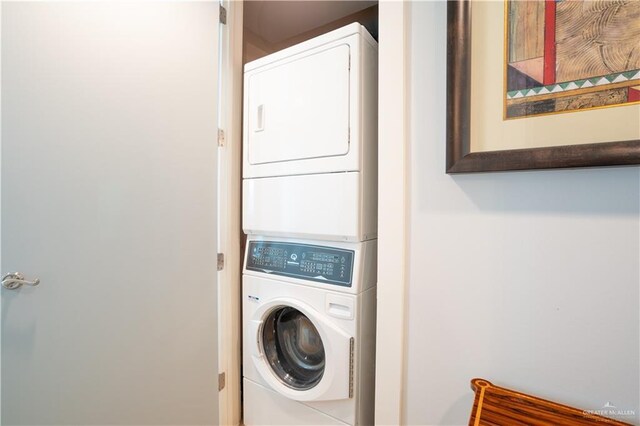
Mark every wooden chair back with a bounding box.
[468,378,632,426]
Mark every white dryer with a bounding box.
[242,236,377,426]
[242,23,378,242]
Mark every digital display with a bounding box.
[246,241,354,287]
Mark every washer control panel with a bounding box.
[246,241,354,287]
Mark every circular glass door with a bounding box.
[262,306,325,390]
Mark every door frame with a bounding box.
[0,2,4,425]
[217,1,243,425]
[0,3,3,420]
[375,2,410,425]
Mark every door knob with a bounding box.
[2,272,40,290]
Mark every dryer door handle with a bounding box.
[255,104,265,132]
[249,319,263,357]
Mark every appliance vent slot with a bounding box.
[349,337,355,398]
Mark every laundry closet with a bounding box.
[239,3,379,425]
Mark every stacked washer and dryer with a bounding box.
[242,24,378,426]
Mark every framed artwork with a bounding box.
[446,0,640,173]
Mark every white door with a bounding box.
[1,2,220,424]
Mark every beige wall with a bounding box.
[403,2,640,425]
[243,4,377,64]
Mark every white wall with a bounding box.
[403,2,640,425]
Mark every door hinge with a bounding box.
[218,372,226,391]
[218,129,225,147]
[219,5,227,25]
[217,253,224,271]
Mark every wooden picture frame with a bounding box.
[446,0,640,174]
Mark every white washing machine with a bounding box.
[242,236,377,426]
[242,23,378,242]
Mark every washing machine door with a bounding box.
[249,299,353,402]
[262,306,326,390]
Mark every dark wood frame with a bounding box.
[446,0,640,174]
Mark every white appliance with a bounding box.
[242,23,378,242]
[243,237,377,426]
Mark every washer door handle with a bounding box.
[249,319,262,357]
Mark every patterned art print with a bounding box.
[505,0,640,119]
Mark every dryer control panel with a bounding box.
[246,241,354,287]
